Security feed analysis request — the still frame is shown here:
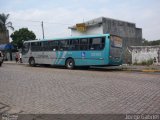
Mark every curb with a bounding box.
[3,62,26,66]
[123,69,160,72]
[3,62,160,72]
[141,69,160,72]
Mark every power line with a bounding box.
[9,19,73,39]
[10,19,72,26]
[43,21,71,26]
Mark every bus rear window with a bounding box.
[110,36,122,48]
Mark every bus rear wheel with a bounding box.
[66,58,75,69]
[29,58,35,67]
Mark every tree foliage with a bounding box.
[11,28,36,48]
[0,13,14,32]
[142,39,160,46]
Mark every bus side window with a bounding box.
[59,40,69,51]
[38,42,42,51]
[33,42,42,51]
[69,39,79,50]
[80,38,89,50]
[89,37,105,50]
[65,40,70,50]
[50,41,59,51]
[42,41,49,51]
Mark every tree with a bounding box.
[0,13,14,32]
[11,28,36,48]
[142,39,160,46]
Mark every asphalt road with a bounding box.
[0,64,160,114]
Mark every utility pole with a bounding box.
[41,21,45,39]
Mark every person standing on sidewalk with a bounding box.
[0,51,3,66]
[19,52,22,63]
[15,52,19,63]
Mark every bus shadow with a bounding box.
[28,64,123,72]
[83,67,123,72]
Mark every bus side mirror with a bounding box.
[53,49,56,51]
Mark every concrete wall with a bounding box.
[102,17,142,48]
[131,46,160,64]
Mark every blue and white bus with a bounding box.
[22,34,123,69]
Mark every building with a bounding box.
[0,30,14,61]
[131,46,160,65]
[0,30,9,44]
[69,17,142,63]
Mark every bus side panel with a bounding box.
[22,55,29,63]
[43,51,56,65]
[32,51,44,64]
[75,59,105,66]
[54,51,106,66]
[52,51,67,65]
[103,36,110,65]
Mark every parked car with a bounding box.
[0,51,3,66]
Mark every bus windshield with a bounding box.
[22,42,29,54]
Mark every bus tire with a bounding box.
[65,58,75,69]
[29,58,35,67]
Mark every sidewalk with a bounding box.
[3,61,27,65]
[120,64,160,72]
[3,61,160,72]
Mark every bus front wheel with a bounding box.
[29,58,35,67]
[66,58,75,69]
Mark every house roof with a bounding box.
[68,17,135,29]
[68,17,103,29]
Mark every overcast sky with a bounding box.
[0,0,160,41]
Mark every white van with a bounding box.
[0,51,3,66]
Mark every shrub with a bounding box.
[133,59,153,66]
